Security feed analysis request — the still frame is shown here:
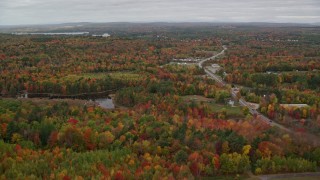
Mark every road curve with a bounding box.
[198,45,227,68]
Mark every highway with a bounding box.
[237,97,291,132]
[198,45,292,132]
[196,44,320,146]
[204,68,226,86]
[198,45,227,68]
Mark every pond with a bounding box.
[17,92,115,109]
[95,98,115,109]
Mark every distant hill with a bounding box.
[0,22,318,34]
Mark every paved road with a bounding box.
[198,46,292,132]
[237,97,291,132]
[204,68,226,86]
[198,45,227,86]
[198,45,227,68]
[201,46,320,146]
[199,46,320,176]
[199,46,320,144]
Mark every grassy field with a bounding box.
[62,72,143,81]
[183,95,245,119]
[208,101,245,119]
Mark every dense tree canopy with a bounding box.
[0,25,319,179]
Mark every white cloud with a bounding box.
[0,0,319,25]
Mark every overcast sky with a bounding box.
[0,0,320,25]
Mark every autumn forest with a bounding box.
[0,23,320,179]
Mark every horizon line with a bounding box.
[1,21,320,27]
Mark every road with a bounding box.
[198,45,292,132]
[198,46,320,146]
[204,68,226,86]
[198,46,320,177]
[201,46,320,146]
[198,45,227,68]
[237,97,291,132]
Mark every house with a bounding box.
[228,99,235,107]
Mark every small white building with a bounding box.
[211,64,221,68]
[228,100,235,107]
